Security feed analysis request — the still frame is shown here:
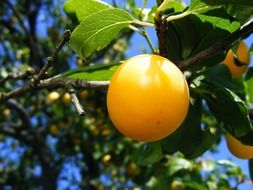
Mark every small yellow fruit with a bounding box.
[79,90,89,99]
[101,127,111,136]
[96,184,104,190]
[222,41,250,78]
[102,154,111,165]
[132,187,141,190]
[127,162,139,176]
[107,54,189,142]
[48,91,60,102]
[62,92,71,105]
[171,180,184,190]
[226,133,253,159]
[77,58,85,66]
[3,108,11,118]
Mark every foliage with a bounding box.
[0,0,253,189]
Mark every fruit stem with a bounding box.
[142,30,157,54]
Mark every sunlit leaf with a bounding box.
[69,8,135,58]
[167,156,193,176]
[63,63,120,81]
[189,0,221,14]
[192,9,240,54]
[63,0,111,24]
[165,9,240,67]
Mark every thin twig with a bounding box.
[129,25,156,53]
[0,124,17,137]
[34,29,71,83]
[142,30,157,53]
[0,18,22,35]
[69,89,85,116]
[0,69,34,85]
[3,0,30,36]
[2,0,36,52]
[5,99,31,127]
[139,0,148,19]
[179,19,253,70]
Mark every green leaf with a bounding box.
[187,0,253,27]
[201,159,217,172]
[172,16,198,60]
[245,67,253,104]
[183,180,208,190]
[167,156,193,176]
[164,0,186,13]
[164,22,182,63]
[162,97,218,159]
[137,142,163,166]
[217,160,240,169]
[202,64,233,88]
[190,0,253,10]
[69,8,135,59]
[192,9,240,54]
[226,5,253,24]
[189,0,221,14]
[249,159,253,180]
[164,9,240,66]
[196,64,246,99]
[205,64,232,81]
[208,0,253,6]
[63,63,120,81]
[63,0,111,24]
[205,86,253,138]
[250,43,253,56]
[68,67,117,81]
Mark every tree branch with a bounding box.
[0,124,16,137]
[0,99,34,146]
[155,19,168,57]
[179,18,253,70]
[0,77,109,104]
[0,124,32,145]
[3,0,43,70]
